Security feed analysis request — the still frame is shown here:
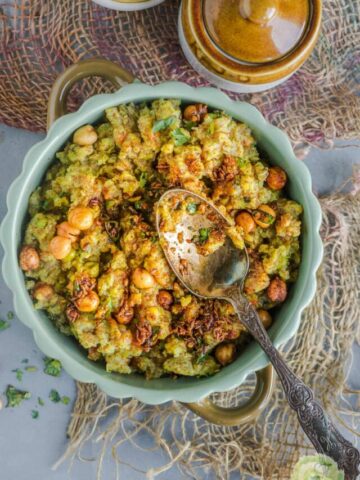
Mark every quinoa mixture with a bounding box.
[19,100,302,378]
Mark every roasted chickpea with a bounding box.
[49,236,72,260]
[266,166,287,190]
[215,343,236,366]
[267,277,287,303]
[75,290,100,313]
[183,103,208,123]
[132,268,156,289]
[33,282,54,302]
[73,125,98,146]
[157,290,173,310]
[257,309,272,329]
[235,211,256,233]
[68,207,94,230]
[19,245,40,271]
[254,204,276,229]
[57,221,80,243]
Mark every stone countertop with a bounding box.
[0,124,359,480]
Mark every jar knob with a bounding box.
[239,0,279,25]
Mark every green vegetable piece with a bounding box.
[5,385,31,407]
[139,172,147,188]
[49,389,61,403]
[183,120,197,130]
[198,228,210,244]
[38,397,45,406]
[7,311,14,320]
[186,202,198,215]
[43,357,62,377]
[171,128,190,146]
[12,368,23,382]
[31,410,39,419]
[61,396,70,405]
[290,454,344,480]
[0,319,10,331]
[152,115,176,133]
[25,366,38,373]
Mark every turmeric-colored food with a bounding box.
[20,99,302,378]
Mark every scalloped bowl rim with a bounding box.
[0,81,323,404]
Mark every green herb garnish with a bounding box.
[31,410,39,419]
[7,311,14,320]
[139,172,147,188]
[0,319,10,331]
[186,202,198,215]
[171,128,190,146]
[134,200,142,210]
[196,353,209,364]
[61,396,70,405]
[38,397,45,406]
[25,366,38,373]
[12,368,23,382]
[43,357,62,377]
[183,120,197,130]
[198,228,210,244]
[152,115,176,133]
[49,389,61,403]
[5,385,31,407]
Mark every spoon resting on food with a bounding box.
[156,188,360,480]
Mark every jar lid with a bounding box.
[202,0,310,64]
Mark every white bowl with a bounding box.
[92,0,165,11]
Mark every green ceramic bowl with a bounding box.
[0,60,323,409]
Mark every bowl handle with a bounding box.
[47,58,135,129]
[182,365,274,426]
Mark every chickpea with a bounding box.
[33,282,54,302]
[73,125,98,146]
[49,236,72,260]
[116,301,134,325]
[183,103,208,123]
[75,290,100,313]
[254,204,276,229]
[157,290,174,310]
[215,343,236,366]
[257,309,272,329]
[132,268,156,289]
[235,211,256,233]
[19,245,40,271]
[68,207,94,230]
[57,221,80,243]
[266,166,287,190]
[267,277,287,303]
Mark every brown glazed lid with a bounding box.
[203,0,310,64]
[180,0,322,86]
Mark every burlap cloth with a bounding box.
[1,1,360,478]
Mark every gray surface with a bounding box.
[0,123,359,480]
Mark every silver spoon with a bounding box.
[156,188,360,480]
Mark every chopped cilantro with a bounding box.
[25,366,38,373]
[152,115,176,133]
[139,172,147,188]
[196,353,209,364]
[134,200,142,210]
[38,397,45,406]
[61,396,70,405]
[5,385,31,407]
[31,410,39,419]
[43,357,62,377]
[171,128,190,146]
[0,319,10,331]
[7,311,14,320]
[49,389,61,403]
[183,120,197,130]
[12,368,23,382]
[198,228,210,244]
[186,202,198,215]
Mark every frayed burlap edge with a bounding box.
[52,176,360,480]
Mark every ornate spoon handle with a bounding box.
[228,288,360,480]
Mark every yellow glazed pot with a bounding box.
[1,58,323,425]
[179,0,322,93]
